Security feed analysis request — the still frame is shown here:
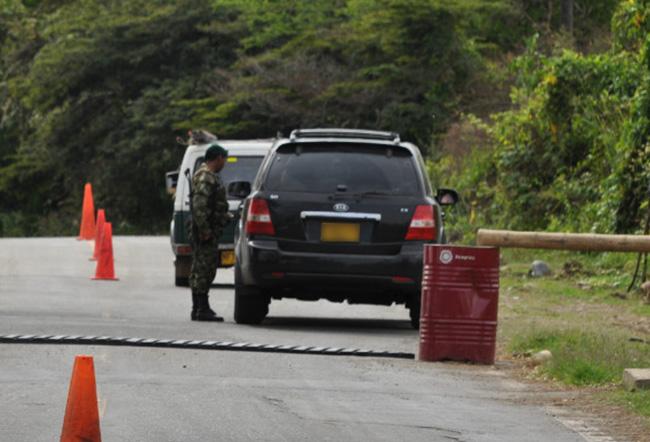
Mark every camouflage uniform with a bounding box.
[190,163,230,294]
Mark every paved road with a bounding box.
[0,237,593,441]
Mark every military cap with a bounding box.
[205,142,228,160]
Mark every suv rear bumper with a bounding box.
[238,239,425,303]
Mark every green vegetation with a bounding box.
[498,248,650,419]
[1,0,242,234]
[0,0,632,236]
[613,390,650,418]
[438,0,650,240]
[510,328,650,386]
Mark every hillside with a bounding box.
[0,0,636,236]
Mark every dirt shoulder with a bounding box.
[494,359,650,442]
[495,249,650,441]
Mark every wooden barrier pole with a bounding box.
[476,229,650,253]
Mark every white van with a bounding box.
[167,139,274,286]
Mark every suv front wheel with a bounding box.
[234,265,269,324]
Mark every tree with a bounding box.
[0,0,242,234]
[183,0,478,149]
[561,0,574,34]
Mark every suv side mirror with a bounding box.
[166,171,179,194]
[436,188,459,206]
[228,181,252,199]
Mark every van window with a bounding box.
[264,143,419,195]
[194,156,264,187]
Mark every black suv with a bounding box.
[230,129,458,328]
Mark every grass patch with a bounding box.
[633,303,650,316]
[554,360,612,386]
[508,328,650,386]
[499,248,650,311]
[612,390,650,418]
[510,329,561,354]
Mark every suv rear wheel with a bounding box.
[234,265,269,324]
[408,293,421,330]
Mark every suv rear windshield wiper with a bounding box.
[352,191,392,197]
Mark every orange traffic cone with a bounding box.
[60,355,102,442]
[77,183,96,241]
[90,209,106,261]
[92,222,118,281]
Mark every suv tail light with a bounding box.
[405,205,436,241]
[245,199,275,236]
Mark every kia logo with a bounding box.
[333,203,349,212]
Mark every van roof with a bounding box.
[186,139,274,157]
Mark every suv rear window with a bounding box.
[264,143,419,195]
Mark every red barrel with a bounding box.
[419,245,499,364]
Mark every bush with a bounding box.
[435,1,650,238]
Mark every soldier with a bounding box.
[189,143,230,321]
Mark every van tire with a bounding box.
[174,255,192,287]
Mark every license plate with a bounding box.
[320,222,360,242]
[220,250,235,266]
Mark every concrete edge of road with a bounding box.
[0,334,415,359]
[548,406,622,442]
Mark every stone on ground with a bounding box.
[529,260,552,277]
[623,368,650,391]
[531,350,553,366]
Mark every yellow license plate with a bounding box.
[320,222,360,242]
[220,250,235,266]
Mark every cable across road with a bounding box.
[0,334,415,359]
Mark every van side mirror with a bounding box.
[436,188,459,206]
[228,181,252,199]
[166,171,179,194]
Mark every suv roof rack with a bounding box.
[289,128,401,144]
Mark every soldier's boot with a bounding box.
[202,297,218,316]
[195,293,224,322]
[190,291,199,320]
